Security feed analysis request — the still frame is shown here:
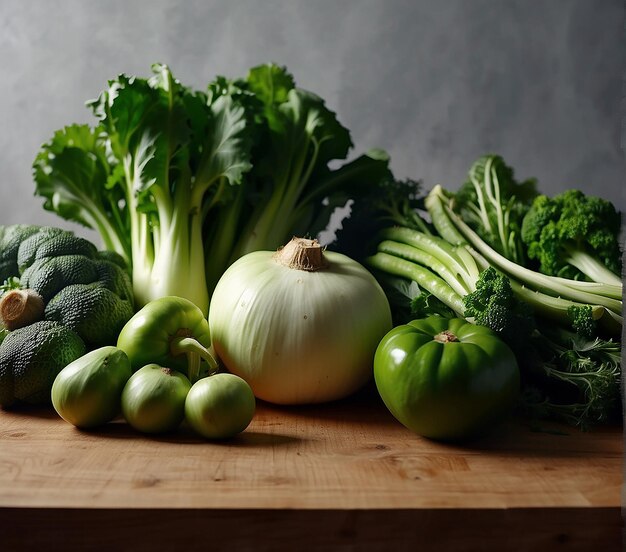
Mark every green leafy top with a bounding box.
[33,63,392,311]
[454,155,538,264]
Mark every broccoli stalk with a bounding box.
[366,222,616,338]
[520,190,622,286]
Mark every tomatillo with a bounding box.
[51,346,131,429]
[121,364,191,434]
[374,316,520,441]
[185,373,255,439]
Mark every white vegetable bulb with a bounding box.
[208,238,392,405]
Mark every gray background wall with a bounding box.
[1,0,624,244]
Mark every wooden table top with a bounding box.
[0,386,622,551]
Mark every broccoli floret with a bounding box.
[521,190,622,284]
[463,267,535,352]
[566,305,597,341]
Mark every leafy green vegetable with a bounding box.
[33,63,391,313]
[454,155,537,264]
[33,126,130,262]
[204,65,392,291]
[520,189,622,285]
[523,327,622,428]
[332,178,430,263]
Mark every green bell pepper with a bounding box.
[374,316,519,441]
[117,296,217,383]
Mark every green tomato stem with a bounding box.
[170,336,218,383]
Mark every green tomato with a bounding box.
[185,373,256,439]
[117,296,214,379]
[374,316,520,441]
[51,346,131,429]
[121,364,191,434]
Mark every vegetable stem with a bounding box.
[170,337,218,383]
[427,186,623,316]
[273,237,329,271]
[0,289,45,330]
[366,251,465,316]
[562,244,623,287]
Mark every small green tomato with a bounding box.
[185,373,256,439]
[121,364,191,434]
[51,346,131,429]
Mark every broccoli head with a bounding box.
[463,267,535,352]
[521,190,622,283]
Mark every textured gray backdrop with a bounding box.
[1,0,624,244]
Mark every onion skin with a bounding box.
[208,242,392,405]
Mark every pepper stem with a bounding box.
[433,330,459,343]
[170,336,219,383]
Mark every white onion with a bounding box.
[208,237,392,405]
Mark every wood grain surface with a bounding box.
[0,386,622,551]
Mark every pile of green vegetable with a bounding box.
[0,61,621,443]
[0,62,395,441]
[52,297,256,439]
[334,154,623,430]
